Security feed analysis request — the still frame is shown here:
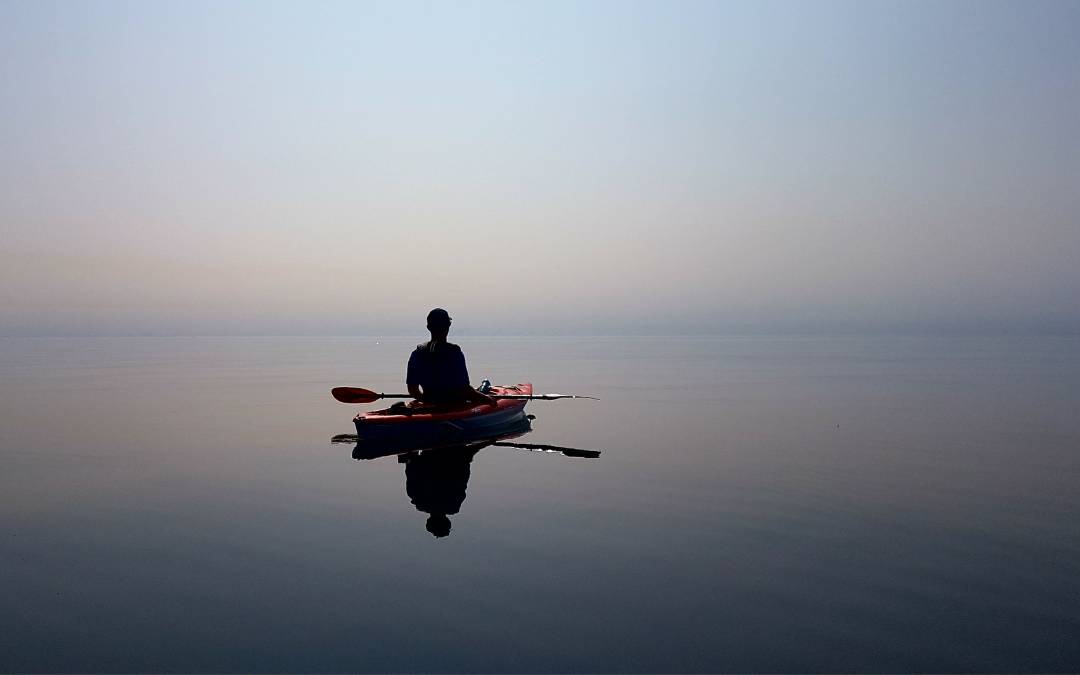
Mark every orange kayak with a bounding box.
[353,383,533,448]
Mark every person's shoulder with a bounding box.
[412,341,461,353]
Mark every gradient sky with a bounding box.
[2,0,1078,335]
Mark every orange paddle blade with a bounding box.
[331,387,381,404]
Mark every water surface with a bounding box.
[2,336,1079,672]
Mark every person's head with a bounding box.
[426,308,452,339]
[426,513,452,538]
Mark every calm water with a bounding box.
[2,335,1079,672]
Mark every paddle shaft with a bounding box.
[356,392,585,400]
[331,386,597,404]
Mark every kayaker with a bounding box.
[407,308,497,407]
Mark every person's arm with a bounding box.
[406,349,424,401]
[454,349,497,406]
[463,386,498,407]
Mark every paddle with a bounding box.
[491,441,601,458]
[330,434,600,459]
[331,386,597,404]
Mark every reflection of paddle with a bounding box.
[332,386,597,404]
[492,441,601,459]
[331,434,601,459]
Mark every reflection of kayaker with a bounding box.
[402,444,486,538]
[335,431,602,537]
[406,308,497,408]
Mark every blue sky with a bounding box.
[2,0,1078,335]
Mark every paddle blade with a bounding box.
[331,387,380,404]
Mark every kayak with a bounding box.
[353,383,533,449]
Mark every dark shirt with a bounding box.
[406,341,470,403]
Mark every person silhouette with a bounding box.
[402,443,485,538]
[406,308,497,407]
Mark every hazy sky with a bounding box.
[2,0,1078,335]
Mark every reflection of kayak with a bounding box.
[349,419,533,461]
[353,383,533,449]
